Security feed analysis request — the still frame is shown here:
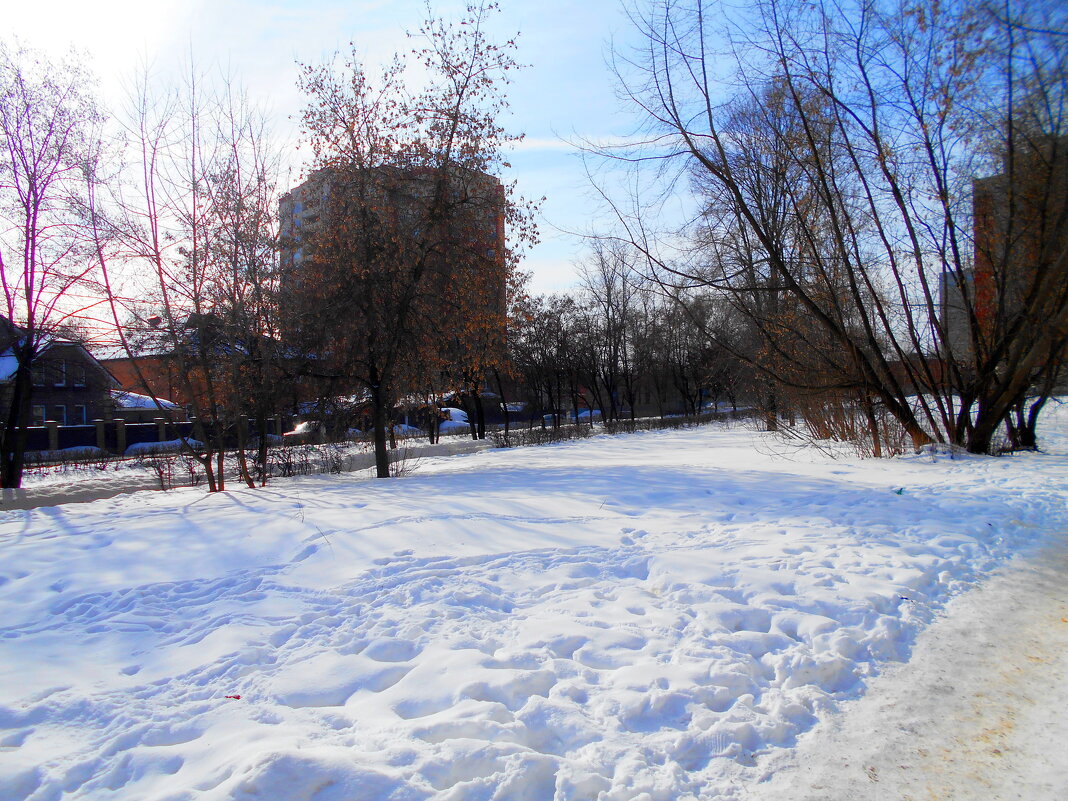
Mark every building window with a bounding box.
[32,367,46,387]
[51,405,67,425]
[31,405,46,426]
[71,364,86,387]
[73,405,88,425]
[54,360,66,387]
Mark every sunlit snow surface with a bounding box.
[2,406,1067,800]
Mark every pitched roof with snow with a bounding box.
[0,352,18,382]
[110,390,180,410]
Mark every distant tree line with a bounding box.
[509,240,753,427]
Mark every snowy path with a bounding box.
[744,532,1068,800]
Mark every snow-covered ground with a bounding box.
[744,529,1068,801]
[1,407,1066,800]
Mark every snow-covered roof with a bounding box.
[110,389,179,410]
[0,341,121,389]
[0,351,18,382]
[94,343,172,361]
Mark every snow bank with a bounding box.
[439,420,471,434]
[1,404,1066,800]
[23,445,108,464]
[125,437,204,456]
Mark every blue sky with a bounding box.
[9,0,653,292]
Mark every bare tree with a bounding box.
[0,41,106,487]
[510,292,578,426]
[578,240,644,421]
[101,63,284,491]
[200,82,284,485]
[609,0,1067,453]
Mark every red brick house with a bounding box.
[0,335,119,426]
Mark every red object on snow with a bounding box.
[224,695,241,700]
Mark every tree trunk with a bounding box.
[216,449,226,492]
[764,389,779,432]
[0,361,34,489]
[371,387,391,478]
[1019,399,1044,450]
[190,417,218,492]
[862,394,882,458]
[256,414,269,486]
[472,390,486,440]
[967,391,1023,454]
[494,368,510,439]
[428,408,440,444]
[235,423,255,489]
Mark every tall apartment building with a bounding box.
[278,165,507,316]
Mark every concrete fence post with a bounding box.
[115,419,126,455]
[156,417,167,444]
[46,421,59,452]
[94,419,106,451]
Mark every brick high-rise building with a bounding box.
[941,136,1068,363]
[279,165,507,317]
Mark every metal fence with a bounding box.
[22,418,280,460]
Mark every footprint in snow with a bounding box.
[372,549,416,566]
[364,638,421,663]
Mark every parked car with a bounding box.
[283,420,325,445]
[543,408,602,425]
[438,407,470,434]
